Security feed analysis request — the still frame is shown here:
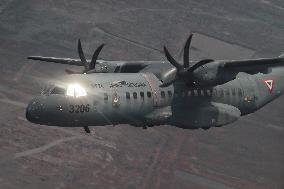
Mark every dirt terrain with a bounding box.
[0,0,283,189]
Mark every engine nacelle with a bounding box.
[192,61,237,87]
[171,102,241,129]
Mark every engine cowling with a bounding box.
[171,102,241,129]
[161,34,239,88]
[191,61,237,87]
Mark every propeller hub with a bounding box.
[161,33,215,87]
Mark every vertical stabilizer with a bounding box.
[255,67,284,109]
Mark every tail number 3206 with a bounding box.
[69,104,90,113]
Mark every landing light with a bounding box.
[66,84,87,98]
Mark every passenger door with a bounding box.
[142,73,162,107]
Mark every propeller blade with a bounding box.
[162,35,214,87]
[77,39,88,70]
[65,69,81,74]
[183,34,193,68]
[188,59,214,72]
[163,46,182,70]
[89,44,105,70]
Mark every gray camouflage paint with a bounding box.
[26,66,284,129]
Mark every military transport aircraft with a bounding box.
[26,34,284,133]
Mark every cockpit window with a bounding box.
[41,88,50,95]
[41,84,66,96]
[51,87,66,95]
[41,84,52,95]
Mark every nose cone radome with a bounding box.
[26,98,45,123]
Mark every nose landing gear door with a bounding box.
[142,73,161,107]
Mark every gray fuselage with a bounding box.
[26,67,284,129]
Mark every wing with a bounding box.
[223,57,284,72]
[27,56,84,66]
[27,56,157,73]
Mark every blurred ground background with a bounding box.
[0,0,283,188]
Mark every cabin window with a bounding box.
[161,91,165,98]
[104,93,108,101]
[232,88,236,96]
[194,90,198,96]
[238,88,243,97]
[188,91,192,97]
[168,91,172,97]
[197,90,202,96]
[147,91,151,98]
[126,92,130,99]
[226,89,230,96]
[200,90,205,96]
[140,92,144,99]
[133,92,138,99]
[206,89,211,96]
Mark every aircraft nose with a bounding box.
[26,98,45,123]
